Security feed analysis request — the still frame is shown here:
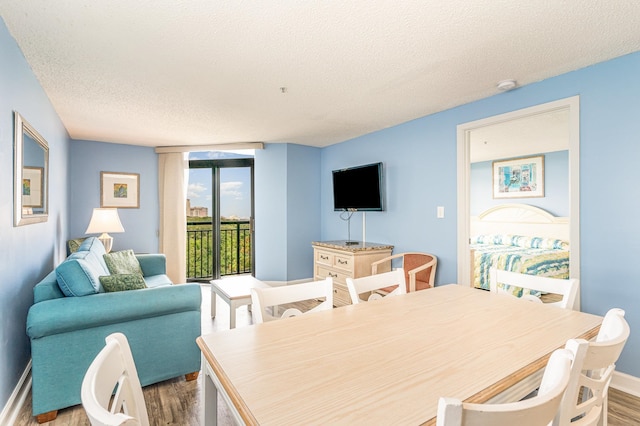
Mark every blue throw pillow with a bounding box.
[78,237,110,273]
[56,251,106,296]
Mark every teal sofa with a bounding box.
[26,237,202,422]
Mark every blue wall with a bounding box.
[255,144,288,280]
[254,143,321,281]
[321,115,459,284]
[0,20,70,410]
[470,150,569,217]
[320,52,640,377]
[286,144,321,280]
[68,140,159,253]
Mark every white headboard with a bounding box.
[470,204,569,242]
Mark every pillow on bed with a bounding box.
[471,234,509,245]
[471,234,568,250]
[510,236,569,250]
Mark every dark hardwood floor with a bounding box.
[13,284,640,425]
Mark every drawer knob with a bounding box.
[328,272,338,278]
[320,255,329,260]
[337,259,347,265]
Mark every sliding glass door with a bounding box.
[187,156,254,281]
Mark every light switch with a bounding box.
[437,206,445,218]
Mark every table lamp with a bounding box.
[85,208,124,253]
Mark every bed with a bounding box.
[470,204,570,293]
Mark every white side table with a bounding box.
[210,276,270,329]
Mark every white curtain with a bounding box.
[158,152,188,283]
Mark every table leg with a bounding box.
[210,289,217,319]
[203,361,218,426]
[229,301,237,329]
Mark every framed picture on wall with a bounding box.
[101,171,140,208]
[22,166,44,207]
[492,155,544,198]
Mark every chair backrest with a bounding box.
[81,333,149,426]
[489,268,579,309]
[554,308,630,426]
[346,268,406,304]
[371,252,437,292]
[403,252,437,291]
[250,278,333,324]
[437,348,574,426]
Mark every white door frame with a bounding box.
[456,96,580,291]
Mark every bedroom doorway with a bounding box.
[456,96,580,292]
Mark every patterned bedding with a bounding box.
[471,234,570,295]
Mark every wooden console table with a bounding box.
[312,241,393,307]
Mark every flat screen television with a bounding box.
[332,162,383,211]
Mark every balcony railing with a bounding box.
[186,220,252,281]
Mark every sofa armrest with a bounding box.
[27,284,201,339]
[136,254,167,277]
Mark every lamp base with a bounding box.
[98,233,114,253]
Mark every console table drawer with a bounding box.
[316,265,348,285]
[332,283,351,307]
[333,254,352,272]
[315,250,333,266]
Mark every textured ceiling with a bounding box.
[1,1,640,148]
[470,108,569,163]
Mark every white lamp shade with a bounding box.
[85,208,125,234]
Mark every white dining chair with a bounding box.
[554,308,630,426]
[250,277,333,323]
[81,332,149,426]
[436,348,574,426]
[489,268,580,309]
[346,268,406,304]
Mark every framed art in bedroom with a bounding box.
[101,171,140,208]
[492,155,544,198]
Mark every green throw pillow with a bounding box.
[103,249,144,275]
[66,237,88,255]
[99,274,147,292]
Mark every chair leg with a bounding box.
[599,395,608,426]
[185,371,199,381]
[36,410,58,423]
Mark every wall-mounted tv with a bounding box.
[332,162,384,211]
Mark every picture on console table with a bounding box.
[101,171,140,208]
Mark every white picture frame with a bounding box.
[493,155,545,199]
[101,171,140,208]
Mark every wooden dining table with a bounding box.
[197,283,602,425]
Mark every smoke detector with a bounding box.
[497,79,517,91]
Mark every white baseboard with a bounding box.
[0,360,32,426]
[263,278,315,287]
[611,371,640,398]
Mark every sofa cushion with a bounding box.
[103,249,144,275]
[55,251,107,296]
[27,284,203,339]
[143,274,173,288]
[34,271,65,302]
[78,237,110,273]
[99,274,147,292]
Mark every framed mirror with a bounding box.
[14,112,49,226]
